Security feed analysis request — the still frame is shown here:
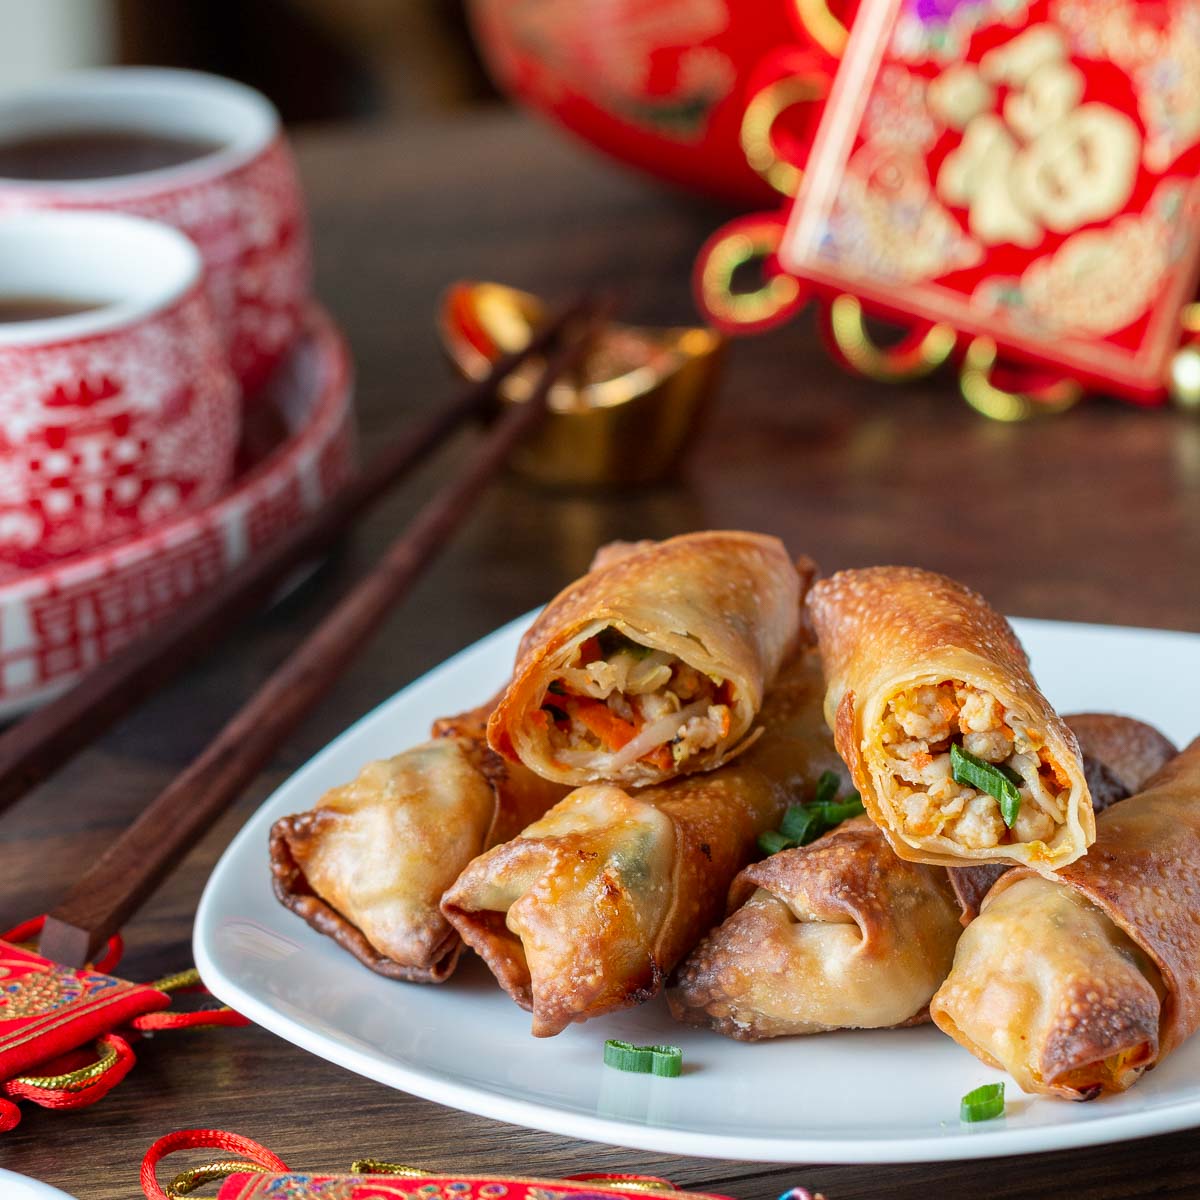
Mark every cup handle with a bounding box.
[693,214,809,334]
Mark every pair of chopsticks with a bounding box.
[9,296,608,968]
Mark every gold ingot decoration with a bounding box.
[827,294,957,383]
[440,282,725,487]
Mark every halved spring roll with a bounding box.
[947,713,1178,920]
[931,736,1200,1099]
[667,816,962,1040]
[808,566,1094,875]
[270,703,566,982]
[443,647,846,1035]
[670,714,1175,1041]
[487,531,807,788]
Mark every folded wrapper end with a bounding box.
[269,818,461,984]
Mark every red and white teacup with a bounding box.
[0,211,240,568]
[0,68,311,397]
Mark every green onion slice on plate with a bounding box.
[603,1039,683,1077]
[960,1082,1005,1122]
[950,743,1023,828]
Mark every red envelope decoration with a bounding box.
[696,0,1200,415]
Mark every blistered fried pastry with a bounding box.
[270,704,565,982]
[932,737,1200,1099]
[443,647,847,1035]
[808,566,1093,875]
[667,817,962,1039]
[487,532,807,788]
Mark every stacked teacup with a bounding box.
[0,68,353,713]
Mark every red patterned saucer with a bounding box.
[0,304,354,719]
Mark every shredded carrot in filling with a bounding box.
[537,628,733,772]
[881,680,1069,850]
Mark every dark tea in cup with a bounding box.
[0,129,224,181]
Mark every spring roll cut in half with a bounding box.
[270,703,565,982]
[668,816,962,1039]
[443,647,847,1035]
[948,713,1178,920]
[487,532,806,787]
[809,567,1093,874]
[931,737,1200,1099]
[669,713,1176,1040]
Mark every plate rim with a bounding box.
[195,612,1200,1164]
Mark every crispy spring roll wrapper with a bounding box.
[270,703,566,983]
[487,532,807,788]
[808,566,1094,876]
[931,737,1200,1100]
[948,713,1178,921]
[443,648,847,1035]
[667,817,962,1040]
[671,714,1178,1042]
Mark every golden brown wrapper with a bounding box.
[808,566,1094,875]
[948,713,1178,921]
[667,817,962,1040]
[270,703,566,983]
[443,647,846,1035]
[932,737,1200,1099]
[487,531,806,787]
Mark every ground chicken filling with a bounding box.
[880,682,1070,849]
[535,629,732,773]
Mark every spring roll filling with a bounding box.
[881,682,1070,850]
[535,628,733,773]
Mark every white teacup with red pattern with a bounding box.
[0,68,310,397]
[0,211,240,569]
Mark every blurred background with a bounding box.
[0,0,499,120]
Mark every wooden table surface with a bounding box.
[4,110,1200,1200]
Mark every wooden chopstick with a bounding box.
[0,297,593,825]
[37,303,607,967]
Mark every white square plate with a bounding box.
[195,614,1200,1163]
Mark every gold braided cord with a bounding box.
[1180,302,1200,334]
[960,337,1082,422]
[165,1160,273,1197]
[351,1159,429,1176]
[14,1037,118,1090]
[700,228,800,328]
[151,967,203,993]
[740,75,827,196]
[793,0,850,57]
[828,294,956,382]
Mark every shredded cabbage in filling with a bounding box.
[537,629,732,773]
[880,682,1069,849]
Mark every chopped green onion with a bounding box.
[757,829,795,856]
[950,744,1022,828]
[813,770,840,806]
[959,1082,1005,1122]
[779,804,818,844]
[603,1039,683,1077]
[808,795,866,827]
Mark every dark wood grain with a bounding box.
[0,300,588,827]
[2,110,1199,1199]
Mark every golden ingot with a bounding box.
[440,281,725,487]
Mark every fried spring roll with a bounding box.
[931,737,1200,1099]
[443,648,846,1035]
[668,817,961,1039]
[670,714,1175,1041]
[487,532,806,788]
[947,713,1177,920]
[270,704,565,982]
[809,566,1093,875]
